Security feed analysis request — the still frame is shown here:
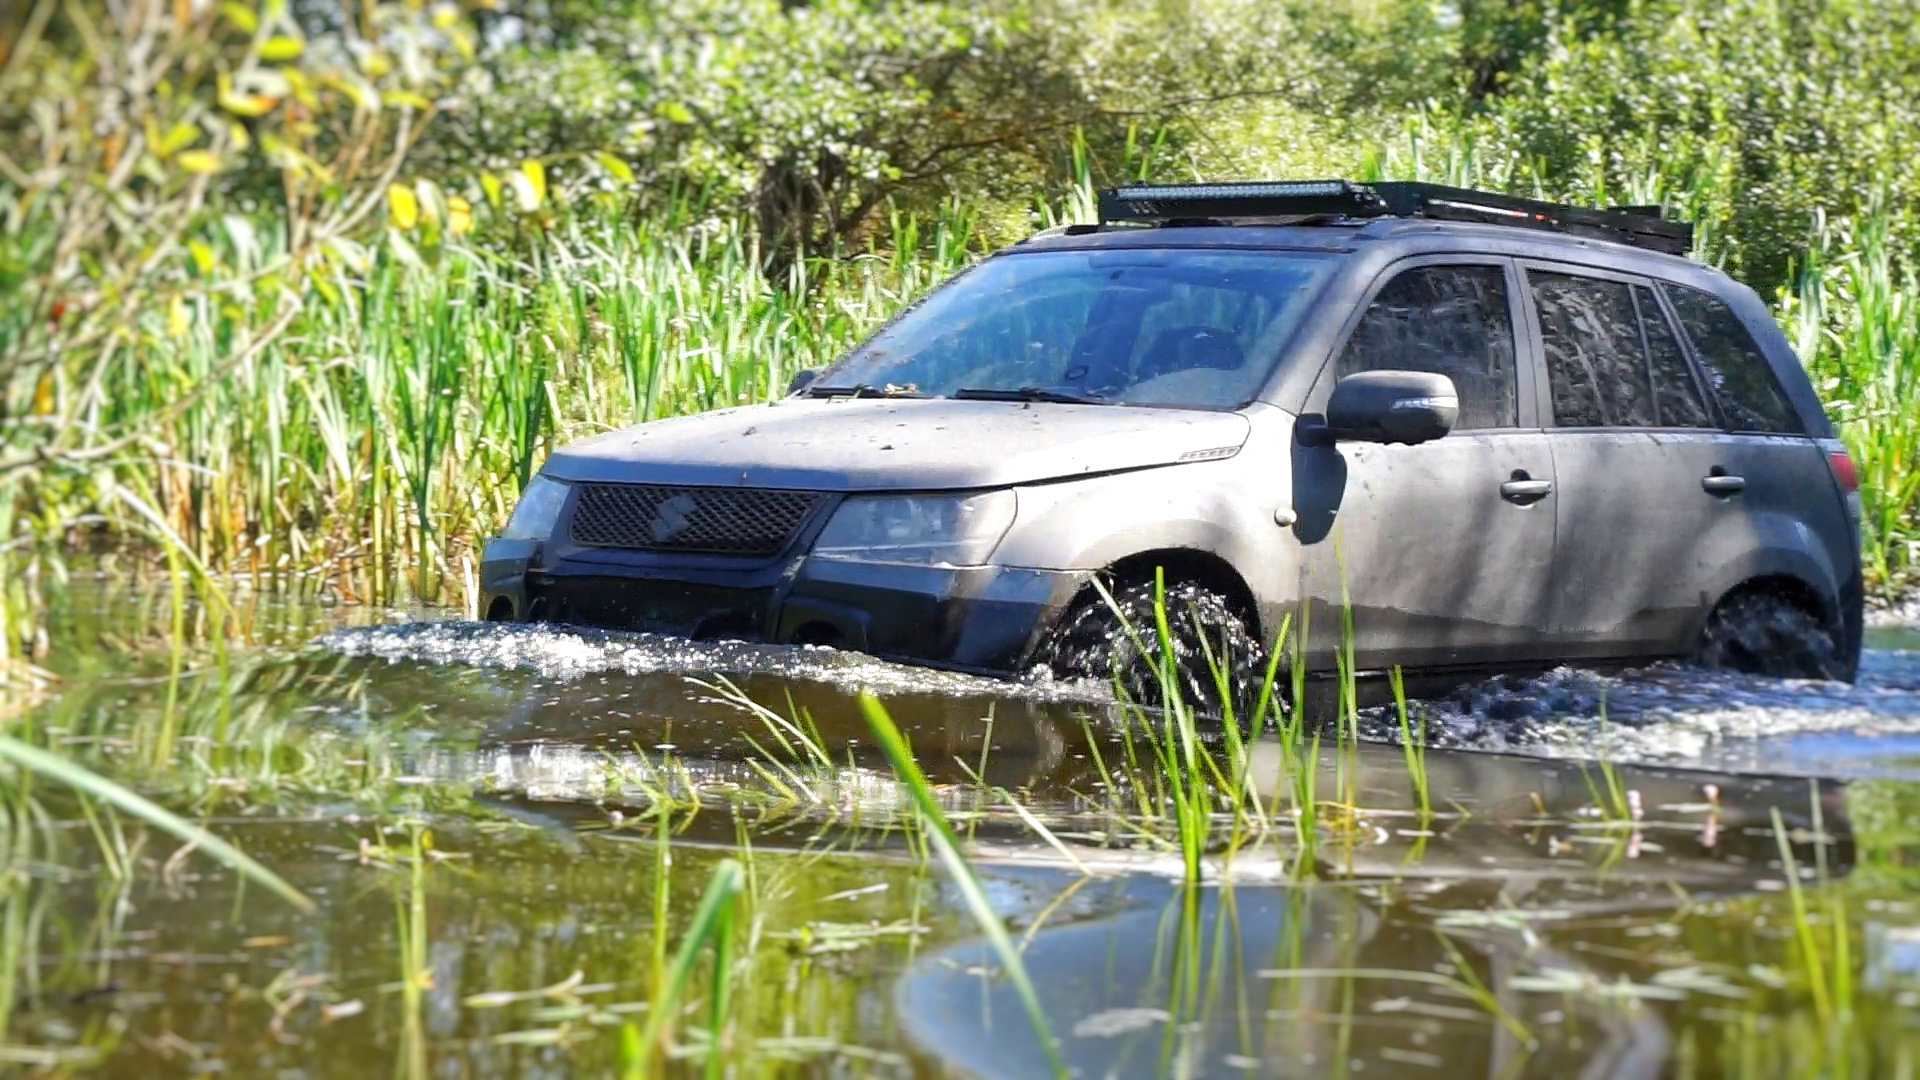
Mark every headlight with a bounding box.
[499,474,569,541]
[811,491,1016,567]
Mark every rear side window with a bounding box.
[1660,284,1803,433]
[1530,271,1657,427]
[1635,285,1714,427]
[1336,264,1517,429]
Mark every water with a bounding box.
[9,584,1920,1076]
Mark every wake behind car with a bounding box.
[481,180,1864,699]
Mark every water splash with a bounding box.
[315,619,1106,702]
[1373,647,1920,776]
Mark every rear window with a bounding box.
[1660,284,1803,433]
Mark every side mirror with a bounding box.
[1325,370,1458,445]
[787,368,823,396]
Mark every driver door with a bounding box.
[1294,258,1560,672]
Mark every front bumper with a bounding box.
[479,538,1086,674]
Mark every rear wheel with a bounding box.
[1696,588,1840,680]
[1040,580,1268,712]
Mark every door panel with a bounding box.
[1296,433,1558,670]
[1547,431,1735,656]
[1522,264,1824,660]
[1294,257,1558,672]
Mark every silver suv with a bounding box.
[481,181,1863,696]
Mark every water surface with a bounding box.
[7,586,1920,1076]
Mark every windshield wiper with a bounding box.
[808,383,928,399]
[953,386,1114,405]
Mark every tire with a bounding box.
[1040,580,1268,713]
[1696,589,1840,680]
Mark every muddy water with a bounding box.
[8,590,1920,1076]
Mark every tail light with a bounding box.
[1820,438,1862,536]
[1824,443,1858,493]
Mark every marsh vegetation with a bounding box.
[5,0,1920,1075]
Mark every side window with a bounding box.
[1336,264,1517,429]
[1661,284,1803,434]
[1530,271,1656,428]
[1635,285,1714,427]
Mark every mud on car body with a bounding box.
[481,181,1864,696]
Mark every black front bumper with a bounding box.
[479,538,1085,674]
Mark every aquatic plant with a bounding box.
[0,732,311,912]
[1389,667,1430,819]
[625,858,744,1079]
[857,693,1066,1079]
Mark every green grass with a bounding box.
[3,200,975,646]
[5,166,1920,676]
[857,693,1066,1079]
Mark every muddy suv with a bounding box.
[481,180,1863,696]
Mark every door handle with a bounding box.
[1702,473,1747,497]
[1500,477,1553,505]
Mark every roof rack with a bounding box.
[1095,179,1693,256]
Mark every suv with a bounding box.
[480,181,1863,697]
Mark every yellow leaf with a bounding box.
[177,150,222,174]
[431,2,459,29]
[382,90,432,110]
[521,159,547,204]
[478,172,502,211]
[160,121,200,156]
[260,34,304,61]
[447,195,473,238]
[228,121,252,152]
[657,101,694,125]
[217,75,277,117]
[284,68,318,108]
[167,295,191,338]
[219,1,258,33]
[188,240,216,275]
[507,171,539,213]
[593,151,634,184]
[359,51,392,78]
[322,74,378,112]
[413,178,445,228]
[387,182,419,230]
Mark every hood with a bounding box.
[542,397,1252,491]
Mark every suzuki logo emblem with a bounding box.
[651,494,699,543]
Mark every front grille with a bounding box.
[568,483,822,556]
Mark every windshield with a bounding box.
[816,248,1333,408]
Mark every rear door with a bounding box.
[1657,281,1853,628]
[1296,257,1560,671]
[1525,265,1834,660]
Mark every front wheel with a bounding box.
[1039,580,1268,714]
[1696,589,1841,680]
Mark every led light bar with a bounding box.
[1094,178,1694,255]
[1099,179,1384,223]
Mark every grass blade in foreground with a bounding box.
[623,857,744,1079]
[0,735,314,913]
[857,692,1066,1080]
